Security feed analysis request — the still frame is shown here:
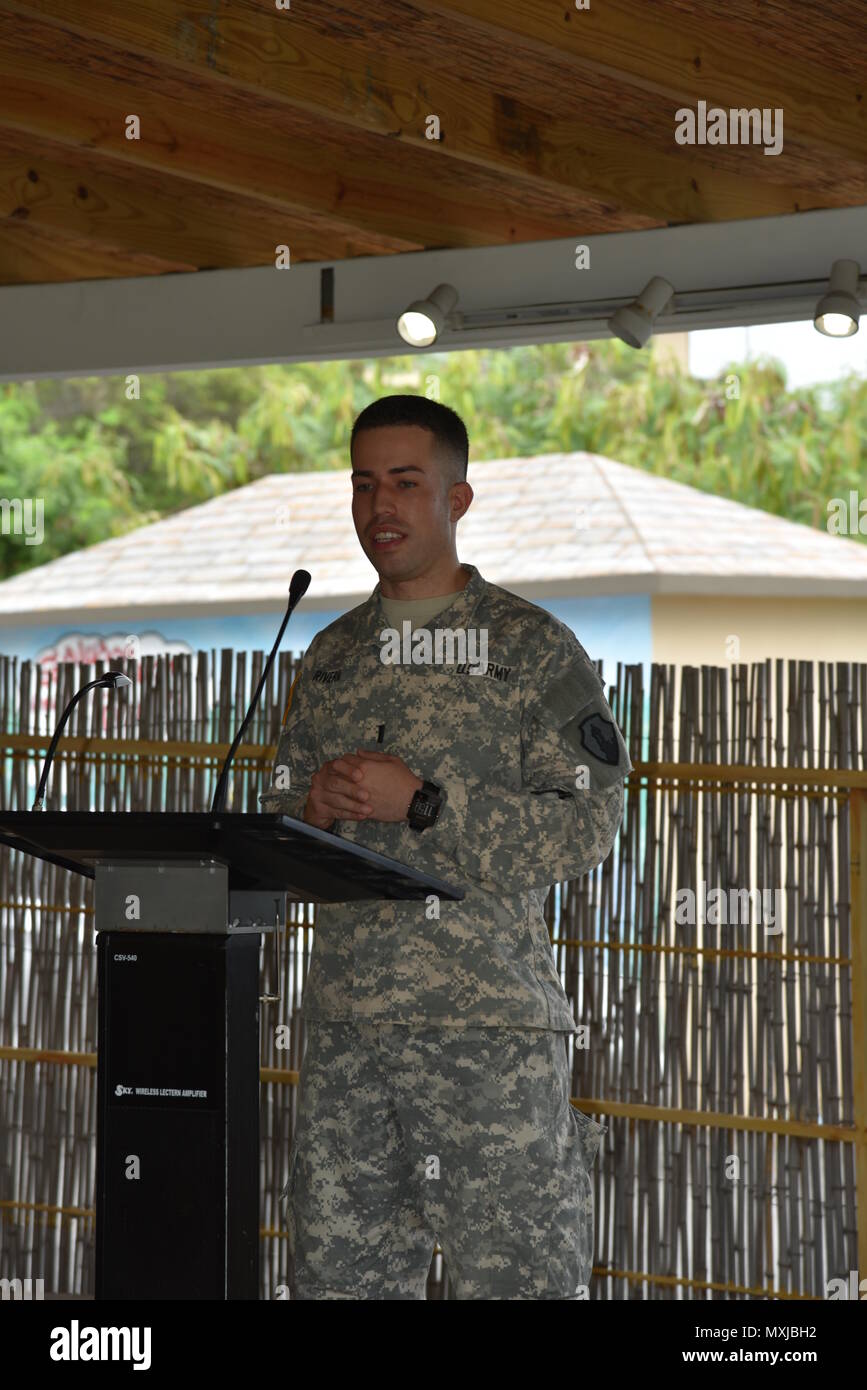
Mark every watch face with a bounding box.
[409,787,439,829]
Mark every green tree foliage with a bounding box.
[0,340,863,581]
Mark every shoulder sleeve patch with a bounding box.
[531,646,632,788]
[561,693,633,785]
[577,711,620,766]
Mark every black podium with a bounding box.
[0,811,463,1300]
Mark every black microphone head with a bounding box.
[289,570,311,606]
[101,672,133,690]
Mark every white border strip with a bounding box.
[1,205,865,380]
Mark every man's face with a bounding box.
[351,425,462,580]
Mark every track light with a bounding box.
[397,283,458,347]
[814,259,860,337]
[608,276,675,349]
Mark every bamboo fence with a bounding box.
[0,651,865,1301]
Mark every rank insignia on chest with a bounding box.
[312,668,342,684]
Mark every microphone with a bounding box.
[33,671,132,811]
[211,569,311,814]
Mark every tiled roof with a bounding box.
[3,452,867,617]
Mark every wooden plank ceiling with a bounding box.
[0,0,864,286]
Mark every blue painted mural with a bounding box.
[0,593,650,690]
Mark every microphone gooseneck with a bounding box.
[32,672,132,811]
[210,569,311,814]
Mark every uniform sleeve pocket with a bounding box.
[571,1108,607,1169]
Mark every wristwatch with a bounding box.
[407,779,443,832]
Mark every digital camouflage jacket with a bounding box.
[259,564,632,1030]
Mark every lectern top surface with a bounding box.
[0,811,464,902]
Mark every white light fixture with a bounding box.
[814,259,861,337]
[303,277,865,355]
[608,276,675,349]
[396,283,459,347]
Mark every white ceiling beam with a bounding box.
[0,204,865,380]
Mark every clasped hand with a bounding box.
[303,749,423,829]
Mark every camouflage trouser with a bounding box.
[280,1022,606,1300]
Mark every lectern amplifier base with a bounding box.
[95,930,259,1300]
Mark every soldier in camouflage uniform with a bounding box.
[260,396,632,1299]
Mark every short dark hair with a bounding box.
[350,395,469,484]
